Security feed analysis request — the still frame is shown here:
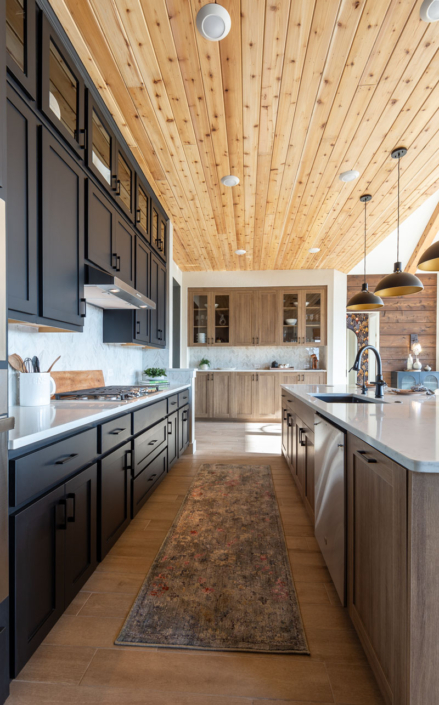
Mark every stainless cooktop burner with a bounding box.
[55,385,160,402]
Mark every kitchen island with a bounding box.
[281,383,439,705]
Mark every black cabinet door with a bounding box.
[178,405,189,456]
[150,203,167,259]
[41,129,85,327]
[64,464,97,606]
[150,253,166,347]
[41,16,85,158]
[0,597,9,705]
[99,442,132,560]
[6,87,38,316]
[6,0,37,99]
[158,214,167,262]
[135,175,150,242]
[167,411,178,468]
[86,93,116,194]
[0,0,5,191]
[114,212,134,288]
[114,141,134,220]
[11,484,65,676]
[134,236,150,343]
[86,180,115,274]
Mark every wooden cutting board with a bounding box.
[50,370,105,395]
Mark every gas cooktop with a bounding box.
[55,385,160,402]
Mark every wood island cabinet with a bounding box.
[189,286,326,347]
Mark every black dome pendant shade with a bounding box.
[374,148,424,297]
[347,195,384,311]
[417,240,439,271]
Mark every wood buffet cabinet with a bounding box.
[189,287,326,347]
[196,371,326,421]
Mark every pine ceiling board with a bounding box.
[265,0,344,270]
[241,0,266,266]
[219,0,245,260]
[277,0,392,269]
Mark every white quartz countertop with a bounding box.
[8,384,191,451]
[282,383,439,473]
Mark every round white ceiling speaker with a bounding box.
[196,4,231,41]
[235,249,246,255]
[308,247,320,254]
[420,0,439,21]
[339,169,360,182]
[221,175,240,187]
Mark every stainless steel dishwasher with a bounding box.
[314,413,346,605]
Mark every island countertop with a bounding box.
[281,383,439,474]
[8,384,191,451]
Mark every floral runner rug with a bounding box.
[116,463,309,653]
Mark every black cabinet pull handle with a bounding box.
[125,449,133,471]
[112,252,118,270]
[356,449,377,464]
[58,499,67,530]
[116,255,121,272]
[168,421,172,434]
[116,179,121,196]
[287,413,292,428]
[78,127,86,149]
[55,453,78,465]
[148,439,158,445]
[80,298,87,318]
[136,321,141,335]
[66,493,76,522]
[299,428,307,446]
[110,428,126,435]
[136,208,141,224]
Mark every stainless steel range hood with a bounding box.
[84,266,156,310]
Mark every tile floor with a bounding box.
[6,422,384,704]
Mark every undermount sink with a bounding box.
[310,393,387,404]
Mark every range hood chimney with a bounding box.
[84,265,156,310]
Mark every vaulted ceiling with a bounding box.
[49,0,439,272]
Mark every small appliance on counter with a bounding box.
[270,361,279,368]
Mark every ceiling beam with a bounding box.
[406,200,439,273]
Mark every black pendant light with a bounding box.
[374,148,424,297]
[347,195,384,311]
[418,240,439,270]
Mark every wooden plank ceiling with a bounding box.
[50,0,439,272]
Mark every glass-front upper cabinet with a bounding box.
[282,292,300,344]
[135,175,150,242]
[87,95,115,191]
[6,0,36,98]
[41,17,85,157]
[189,291,231,346]
[113,144,133,218]
[304,291,323,345]
[213,293,230,345]
[190,292,210,346]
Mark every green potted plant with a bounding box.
[199,357,211,371]
[144,367,167,382]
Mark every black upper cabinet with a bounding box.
[41,129,85,328]
[86,180,114,274]
[135,174,150,243]
[87,93,116,194]
[6,87,38,316]
[151,203,167,261]
[113,142,134,219]
[134,237,150,344]
[150,253,166,347]
[114,211,134,288]
[0,0,6,191]
[41,16,85,158]
[6,0,37,99]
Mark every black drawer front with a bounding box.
[132,447,167,516]
[133,399,167,436]
[133,419,167,478]
[167,394,178,412]
[100,414,131,455]
[11,428,97,507]
[178,390,189,408]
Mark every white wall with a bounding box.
[181,269,347,385]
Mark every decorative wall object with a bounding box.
[346,313,369,383]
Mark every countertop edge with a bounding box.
[9,384,191,451]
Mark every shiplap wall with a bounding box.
[347,274,437,384]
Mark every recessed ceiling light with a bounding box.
[420,0,439,21]
[339,169,360,183]
[235,249,246,255]
[221,175,240,187]
[308,247,320,254]
[196,4,231,41]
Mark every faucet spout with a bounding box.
[351,344,385,399]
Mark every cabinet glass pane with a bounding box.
[214,294,229,344]
[138,185,148,231]
[423,374,438,391]
[152,208,158,243]
[92,110,111,184]
[401,374,417,390]
[49,40,77,138]
[305,292,321,344]
[193,294,208,344]
[6,0,25,71]
[118,153,132,211]
[283,292,299,343]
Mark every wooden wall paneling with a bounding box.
[347,274,437,384]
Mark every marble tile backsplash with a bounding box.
[8,304,169,405]
[188,346,327,370]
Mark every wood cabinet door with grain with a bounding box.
[232,373,255,419]
[256,290,280,345]
[211,373,232,418]
[195,372,211,418]
[230,291,255,346]
[255,373,278,419]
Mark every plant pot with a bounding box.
[145,375,166,382]
[199,364,209,370]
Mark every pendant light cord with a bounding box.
[397,157,400,264]
[364,200,367,285]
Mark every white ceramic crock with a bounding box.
[19,373,56,407]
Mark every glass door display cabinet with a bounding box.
[282,291,300,344]
[6,0,37,99]
[282,288,326,346]
[303,290,324,345]
[87,95,115,194]
[189,291,230,346]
